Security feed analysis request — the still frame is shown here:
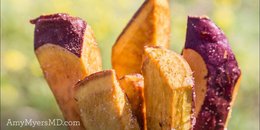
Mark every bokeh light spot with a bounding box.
[1,84,20,107]
[213,7,234,31]
[3,50,27,71]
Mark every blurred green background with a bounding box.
[1,0,259,130]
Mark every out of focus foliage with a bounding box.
[1,0,259,130]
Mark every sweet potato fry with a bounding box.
[142,46,195,130]
[112,0,171,78]
[74,70,140,130]
[119,74,145,129]
[31,13,102,130]
[182,16,241,130]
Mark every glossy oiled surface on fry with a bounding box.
[112,0,170,78]
[75,70,140,130]
[36,44,87,130]
[81,25,102,73]
[119,74,144,129]
[142,47,194,130]
[183,49,208,117]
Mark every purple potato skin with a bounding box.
[184,16,241,130]
[30,13,86,57]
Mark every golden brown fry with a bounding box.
[112,0,170,78]
[32,13,102,130]
[142,46,194,130]
[119,74,145,129]
[75,70,140,130]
